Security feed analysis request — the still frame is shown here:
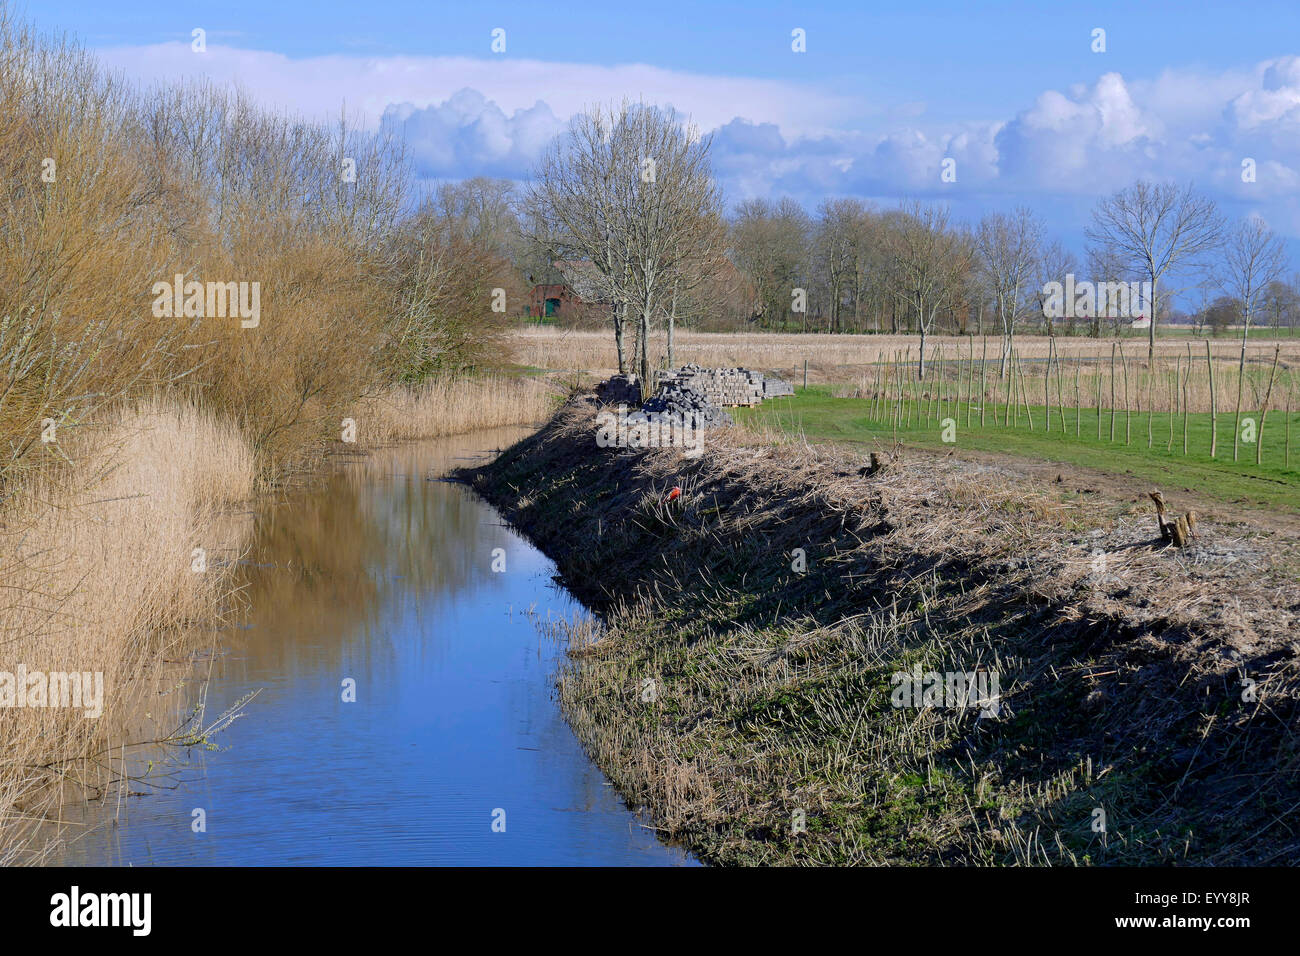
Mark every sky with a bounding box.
[21,0,1300,256]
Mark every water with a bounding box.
[48,429,693,866]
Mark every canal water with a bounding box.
[48,428,693,866]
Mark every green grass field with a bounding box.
[735,385,1300,512]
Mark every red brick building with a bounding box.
[526,260,608,321]
[526,282,582,319]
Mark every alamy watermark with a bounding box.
[0,666,104,718]
[1042,274,1152,323]
[890,664,1000,718]
[595,404,704,457]
[151,275,261,328]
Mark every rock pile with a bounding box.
[595,373,642,406]
[641,377,735,428]
[656,365,793,407]
[634,365,794,429]
[596,366,792,431]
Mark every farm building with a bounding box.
[527,260,609,320]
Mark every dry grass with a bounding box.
[0,399,254,862]
[469,395,1300,865]
[510,326,1300,383]
[354,375,562,444]
[0,6,410,484]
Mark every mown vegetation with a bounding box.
[470,398,1300,865]
[738,383,1300,512]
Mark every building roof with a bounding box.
[553,259,610,303]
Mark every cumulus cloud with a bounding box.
[90,40,1300,235]
[712,61,1300,234]
[994,72,1159,190]
[92,41,856,137]
[382,91,561,180]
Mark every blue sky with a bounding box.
[22,0,1300,255]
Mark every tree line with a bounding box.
[511,102,1300,382]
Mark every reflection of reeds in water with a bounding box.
[221,428,536,678]
[0,400,254,863]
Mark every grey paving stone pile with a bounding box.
[630,365,794,428]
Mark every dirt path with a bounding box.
[903,441,1300,540]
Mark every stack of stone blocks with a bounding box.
[655,364,792,407]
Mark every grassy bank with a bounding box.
[467,396,1300,865]
[736,387,1300,512]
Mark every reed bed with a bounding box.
[0,400,255,863]
[354,375,562,444]
[509,326,1300,380]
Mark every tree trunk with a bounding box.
[1147,278,1158,362]
[918,321,928,379]
[613,301,627,375]
[1000,322,1013,380]
[1234,310,1250,461]
[1207,340,1217,458]
[638,298,652,398]
[667,281,678,370]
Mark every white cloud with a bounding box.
[383,91,562,180]
[91,41,1300,235]
[93,41,858,137]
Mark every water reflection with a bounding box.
[49,428,694,866]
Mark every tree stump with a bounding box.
[1148,490,1196,548]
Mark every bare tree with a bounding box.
[975,207,1043,377]
[729,198,811,331]
[1218,217,1287,461]
[659,209,729,367]
[429,177,519,257]
[814,199,867,333]
[846,204,882,333]
[1219,217,1287,341]
[1262,278,1300,331]
[616,106,721,387]
[886,201,970,378]
[1033,239,1077,336]
[1086,181,1224,360]
[1085,244,1130,338]
[526,105,632,371]
[526,102,719,387]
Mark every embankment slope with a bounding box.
[465,394,1300,865]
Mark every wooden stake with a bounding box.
[980,334,988,428]
[1074,356,1082,437]
[1109,343,1117,443]
[1045,337,1053,433]
[1257,343,1281,466]
[1120,343,1131,445]
[1206,340,1217,458]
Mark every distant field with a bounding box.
[510,327,1300,381]
[735,386,1300,513]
